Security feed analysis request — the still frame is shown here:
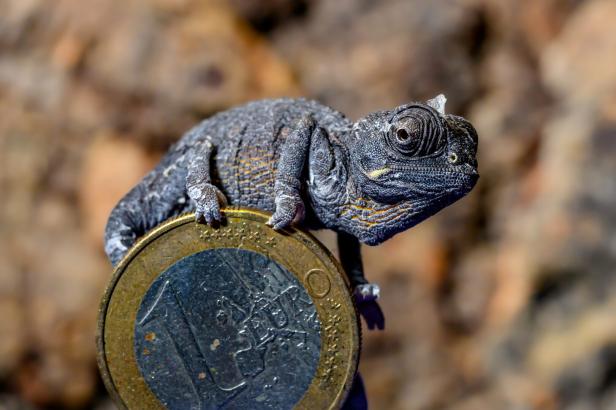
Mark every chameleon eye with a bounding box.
[396,128,410,142]
[448,152,459,164]
[391,126,422,155]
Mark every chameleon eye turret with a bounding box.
[388,105,447,157]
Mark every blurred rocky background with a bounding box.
[1,0,615,408]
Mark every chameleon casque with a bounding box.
[104,95,478,334]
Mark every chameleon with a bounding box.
[104,95,479,332]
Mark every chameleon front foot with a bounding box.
[187,183,228,225]
[354,284,385,330]
[266,194,305,230]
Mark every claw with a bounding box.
[195,208,205,223]
[188,183,226,227]
[203,209,213,225]
[357,300,385,330]
[354,283,384,330]
[206,205,221,225]
[353,283,380,302]
[202,203,221,226]
[267,195,304,230]
[267,212,293,230]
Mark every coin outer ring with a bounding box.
[96,208,360,409]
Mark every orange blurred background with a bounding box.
[1,0,616,408]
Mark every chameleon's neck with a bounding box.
[307,129,418,244]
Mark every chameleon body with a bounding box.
[104,97,479,330]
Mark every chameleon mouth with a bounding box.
[457,162,479,176]
[386,165,477,176]
[457,171,479,191]
[360,163,479,187]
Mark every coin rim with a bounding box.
[96,208,360,409]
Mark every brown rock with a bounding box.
[15,222,109,407]
[0,245,25,379]
[482,1,616,407]
[82,0,299,144]
[272,0,483,119]
[480,0,581,57]
[439,246,496,333]
[0,0,300,149]
[542,0,616,105]
[469,47,548,177]
[0,102,108,406]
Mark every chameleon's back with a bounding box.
[168,98,350,212]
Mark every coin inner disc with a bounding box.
[134,248,321,409]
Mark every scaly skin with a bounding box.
[104,97,479,331]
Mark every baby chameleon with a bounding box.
[104,95,479,330]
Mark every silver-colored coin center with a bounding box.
[134,248,321,410]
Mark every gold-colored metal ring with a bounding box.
[96,208,360,409]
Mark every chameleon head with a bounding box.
[347,95,479,244]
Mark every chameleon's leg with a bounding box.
[186,139,227,225]
[104,163,189,266]
[337,231,369,288]
[267,116,316,230]
[337,231,385,331]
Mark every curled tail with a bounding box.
[104,154,191,266]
